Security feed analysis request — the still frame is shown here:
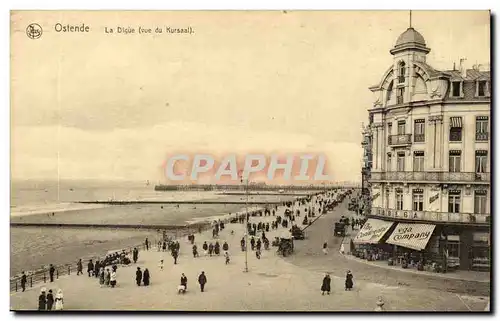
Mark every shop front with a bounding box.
[351,218,394,261]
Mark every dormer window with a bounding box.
[398,61,406,84]
[477,81,487,97]
[451,81,462,97]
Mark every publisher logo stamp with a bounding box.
[26,23,43,39]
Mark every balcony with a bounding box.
[398,76,405,84]
[388,134,412,146]
[476,132,489,141]
[414,134,425,142]
[370,207,490,226]
[369,171,490,183]
[396,96,404,104]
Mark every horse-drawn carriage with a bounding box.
[291,225,305,240]
[334,222,346,237]
[274,232,294,257]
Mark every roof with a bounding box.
[390,27,430,55]
[395,28,426,47]
[445,69,491,81]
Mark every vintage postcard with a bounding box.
[10,10,490,312]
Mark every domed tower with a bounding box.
[389,27,431,104]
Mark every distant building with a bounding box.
[364,27,490,271]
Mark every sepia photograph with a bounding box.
[9,9,491,312]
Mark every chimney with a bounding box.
[459,58,467,78]
[453,62,456,71]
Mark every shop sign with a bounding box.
[387,223,436,251]
[374,208,424,220]
[353,219,393,244]
[429,193,439,204]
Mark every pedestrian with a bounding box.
[256,249,261,259]
[49,264,55,282]
[208,243,214,257]
[87,260,94,277]
[256,239,262,251]
[172,249,179,264]
[54,289,64,310]
[192,244,199,258]
[345,270,354,291]
[162,241,167,252]
[240,238,246,252]
[104,268,110,287]
[224,251,230,265]
[110,270,117,288]
[198,271,207,292]
[136,267,142,286]
[180,273,188,290]
[38,288,47,311]
[203,241,208,255]
[77,259,83,276]
[133,247,139,264]
[322,242,328,255]
[46,289,54,310]
[321,274,331,295]
[99,267,105,287]
[214,242,221,255]
[21,271,27,292]
[250,237,255,251]
[145,238,149,251]
[222,241,229,252]
[143,268,150,286]
[94,260,100,279]
[159,259,164,270]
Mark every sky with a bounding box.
[10,11,490,183]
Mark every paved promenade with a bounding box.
[10,195,489,311]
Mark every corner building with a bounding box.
[366,27,490,271]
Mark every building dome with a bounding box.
[390,27,430,55]
[395,28,426,47]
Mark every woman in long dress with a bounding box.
[345,271,354,291]
[321,274,331,295]
[54,289,64,310]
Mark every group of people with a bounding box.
[320,271,354,295]
[38,288,63,311]
[135,267,151,286]
[177,271,208,293]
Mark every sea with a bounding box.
[10,180,299,276]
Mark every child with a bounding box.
[224,251,230,265]
[159,259,164,270]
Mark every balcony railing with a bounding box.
[369,171,490,183]
[388,134,412,146]
[414,133,425,142]
[370,207,490,225]
[476,132,489,141]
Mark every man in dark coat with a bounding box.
[49,264,55,282]
[133,248,139,264]
[198,271,207,292]
[145,238,149,251]
[143,268,150,286]
[180,273,188,290]
[192,244,198,258]
[21,271,27,292]
[321,274,331,295]
[87,260,94,277]
[222,241,229,252]
[250,237,255,251]
[172,249,179,264]
[135,267,142,286]
[77,259,83,276]
[214,242,221,255]
[94,260,100,278]
[46,289,54,310]
[208,243,214,257]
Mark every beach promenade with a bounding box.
[10,195,489,311]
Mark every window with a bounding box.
[386,154,392,172]
[397,88,404,104]
[395,189,404,210]
[398,61,406,83]
[446,237,460,258]
[449,151,461,172]
[397,121,406,135]
[451,81,461,97]
[412,190,423,211]
[449,117,463,142]
[414,119,425,142]
[475,150,488,173]
[474,190,487,214]
[413,151,424,171]
[477,81,487,97]
[386,81,393,102]
[476,116,489,141]
[397,153,405,171]
[385,189,390,208]
[387,122,392,135]
[448,190,461,213]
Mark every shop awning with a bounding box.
[450,117,463,128]
[386,223,436,251]
[353,218,394,244]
